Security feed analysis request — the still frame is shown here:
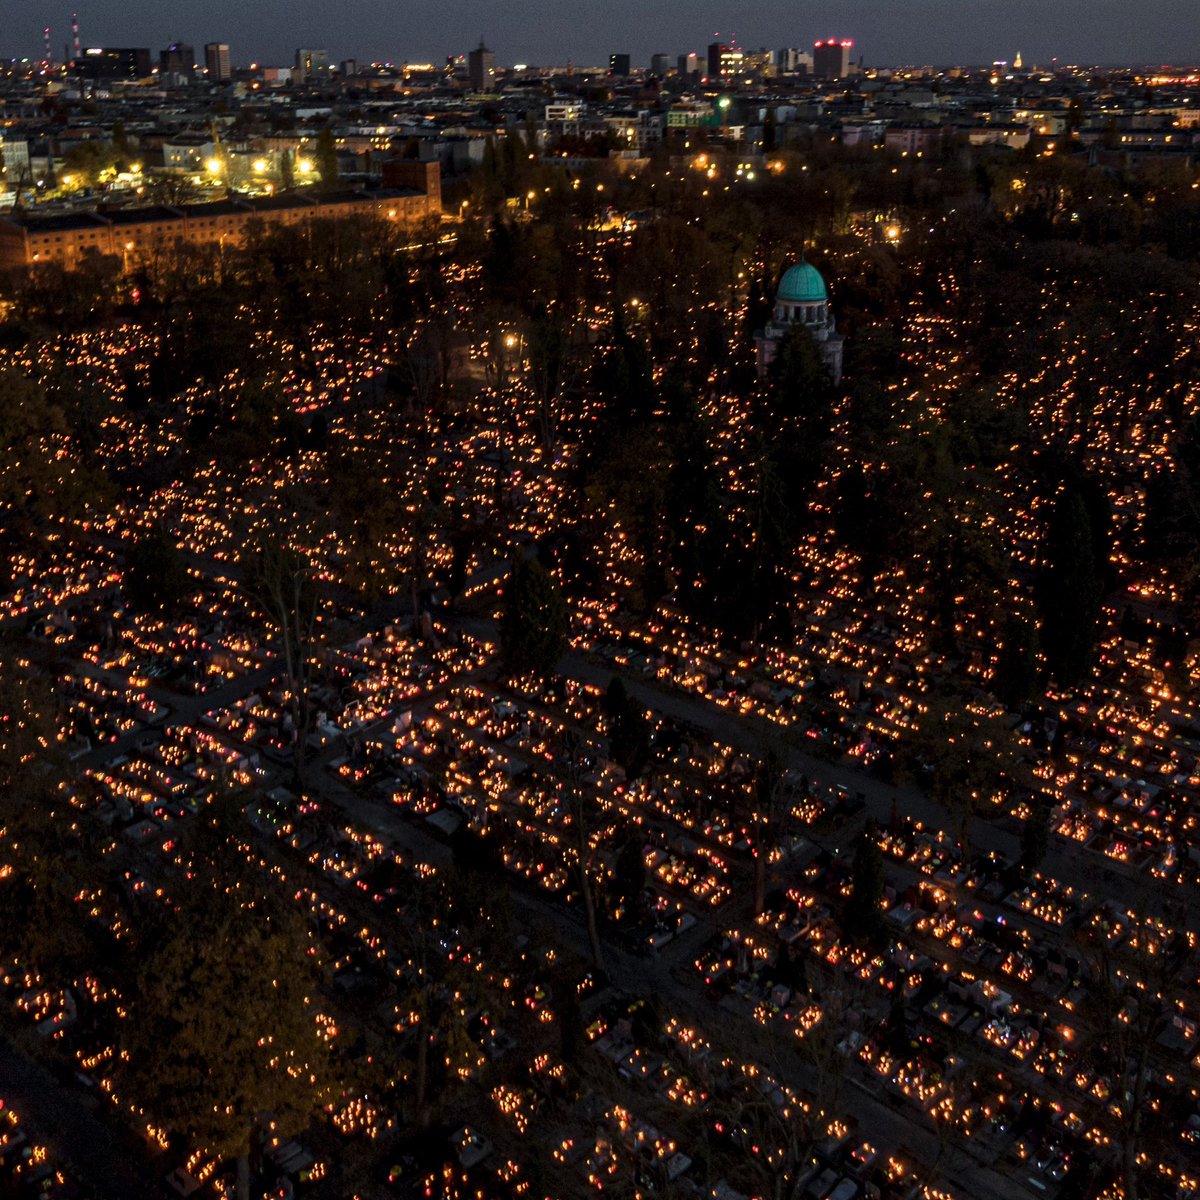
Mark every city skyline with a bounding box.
[1,0,1198,69]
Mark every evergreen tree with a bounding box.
[124,525,190,613]
[315,127,339,189]
[612,829,647,920]
[842,826,886,942]
[605,676,652,778]
[500,554,567,678]
[911,689,1024,857]
[279,148,295,191]
[1020,797,1052,875]
[483,217,518,295]
[770,320,833,408]
[762,108,778,154]
[120,804,335,1200]
[994,610,1040,710]
[0,652,93,986]
[1038,489,1104,683]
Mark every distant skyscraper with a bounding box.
[608,53,631,76]
[294,48,330,80]
[650,53,671,77]
[159,41,195,80]
[707,42,743,78]
[74,47,152,79]
[777,47,813,75]
[204,42,231,82]
[340,59,358,77]
[677,52,701,77]
[468,41,495,91]
[813,39,853,79]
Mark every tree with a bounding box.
[1074,902,1189,1200]
[1019,796,1051,875]
[762,108,778,154]
[279,148,295,191]
[1037,489,1105,684]
[558,976,586,1063]
[841,825,886,943]
[59,139,123,189]
[0,369,106,578]
[397,323,451,431]
[483,217,518,296]
[611,830,647,923]
[124,525,190,613]
[555,730,606,973]
[120,806,334,1200]
[909,689,1024,858]
[769,318,835,411]
[315,127,339,189]
[994,610,1041,710]
[748,740,795,916]
[500,554,567,679]
[526,305,574,449]
[604,676,651,779]
[712,984,855,1200]
[243,515,327,784]
[397,871,502,1129]
[591,321,655,434]
[0,649,92,985]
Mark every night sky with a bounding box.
[1,0,1196,69]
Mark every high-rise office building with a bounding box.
[777,47,813,75]
[677,52,701,77]
[204,42,231,82]
[650,53,671,77]
[467,41,495,91]
[75,46,152,78]
[706,42,743,78]
[608,53,631,76]
[294,48,330,80]
[813,39,853,79]
[159,41,195,80]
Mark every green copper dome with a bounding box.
[776,261,828,303]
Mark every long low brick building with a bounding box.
[0,161,440,271]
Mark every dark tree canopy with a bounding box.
[1038,488,1106,684]
[124,525,191,613]
[500,554,567,678]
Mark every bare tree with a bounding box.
[397,321,451,436]
[526,306,577,452]
[749,735,799,916]
[243,511,326,786]
[1075,900,1190,1200]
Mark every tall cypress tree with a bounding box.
[500,555,567,678]
[1038,490,1104,684]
